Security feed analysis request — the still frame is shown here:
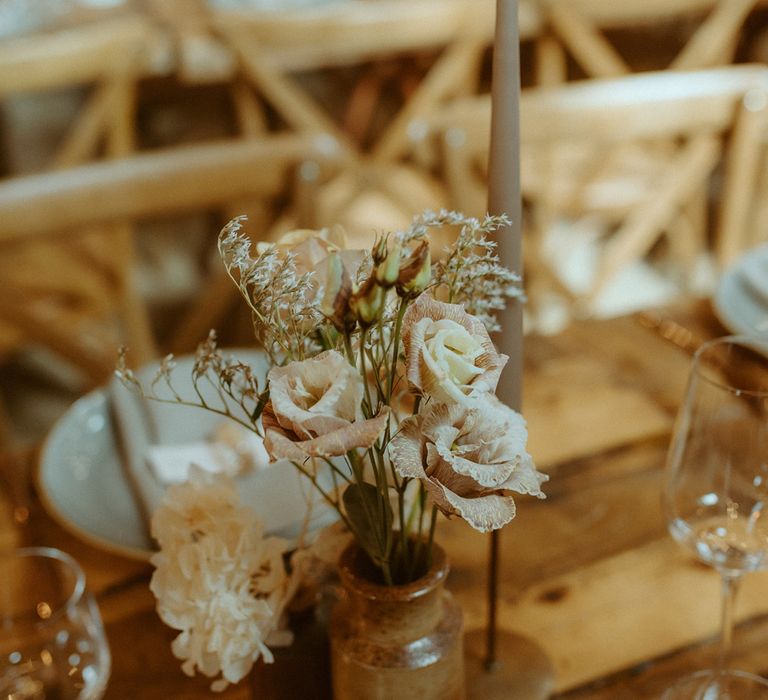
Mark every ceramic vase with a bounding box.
[329,542,465,700]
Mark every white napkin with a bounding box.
[146,443,234,483]
[108,377,166,526]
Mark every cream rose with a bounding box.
[402,294,507,404]
[390,396,547,532]
[263,350,388,461]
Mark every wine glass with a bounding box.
[0,547,111,699]
[663,335,768,698]
[662,669,768,699]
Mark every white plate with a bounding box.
[38,388,338,562]
[38,389,157,560]
[713,255,768,340]
[739,243,768,307]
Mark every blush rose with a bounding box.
[262,350,388,461]
[390,395,547,532]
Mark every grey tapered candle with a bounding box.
[485,0,521,669]
[489,0,522,408]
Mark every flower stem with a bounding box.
[343,332,356,368]
[290,460,353,533]
[416,482,426,543]
[143,396,255,433]
[408,483,428,581]
[358,329,373,417]
[387,299,408,402]
[366,345,386,400]
[425,505,438,571]
[397,485,407,578]
[348,450,391,581]
[380,560,394,586]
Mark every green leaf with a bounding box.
[250,388,270,423]
[342,482,393,566]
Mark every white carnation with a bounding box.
[150,468,296,691]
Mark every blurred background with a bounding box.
[2,0,768,448]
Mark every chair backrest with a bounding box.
[0,15,160,372]
[0,14,341,382]
[427,65,768,310]
[211,0,506,72]
[208,2,473,244]
[533,0,759,85]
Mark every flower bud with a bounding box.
[397,241,431,297]
[321,251,354,331]
[350,276,386,327]
[375,242,401,288]
[372,235,389,265]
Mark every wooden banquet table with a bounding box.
[2,298,768,699]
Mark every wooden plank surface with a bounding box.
[3,299,758,698]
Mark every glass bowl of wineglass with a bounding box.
[663,335,768,698]
[0,547,111,699]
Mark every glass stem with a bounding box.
[717,573,742,673]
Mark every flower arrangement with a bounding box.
[118,210,547,689]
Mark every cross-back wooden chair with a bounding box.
[533,0,759,86]
[0,14,341,399]
[124,0,505,344]
[209,0,499,220]
[0,15,163,375]
[0,131,339,374]
[426,65,768,317]
[530,0,763,278]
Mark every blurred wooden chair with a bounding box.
[0,13,340,400]
[530,0,761,285]
[208,0,545,229]
[426,65,768,317]
[533,0,759,85]
[0,15,164,379]
[0,133,338,375]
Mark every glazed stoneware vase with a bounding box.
[329,542,465,700]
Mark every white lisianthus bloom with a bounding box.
[390,395,547,532]
[262,350,389,460]
[402,294,507,405]
[150,469,296,691]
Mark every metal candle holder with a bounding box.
[463,2,554,697]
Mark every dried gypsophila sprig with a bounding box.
[218,217,324,363]
[392,209,489,246]
[386,210,523,332]
[116,333,269,435]
[427,211,524,333]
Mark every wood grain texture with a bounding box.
[3,301,760,698]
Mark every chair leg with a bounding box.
[667,189,708,290]
[0,388,13,449]
[716,98,768,268]
[535,34,567,86]
[589,136,720,304]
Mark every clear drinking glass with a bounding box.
[0,547,111,699]
[661,669,768,699]
[663,336,768,698]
